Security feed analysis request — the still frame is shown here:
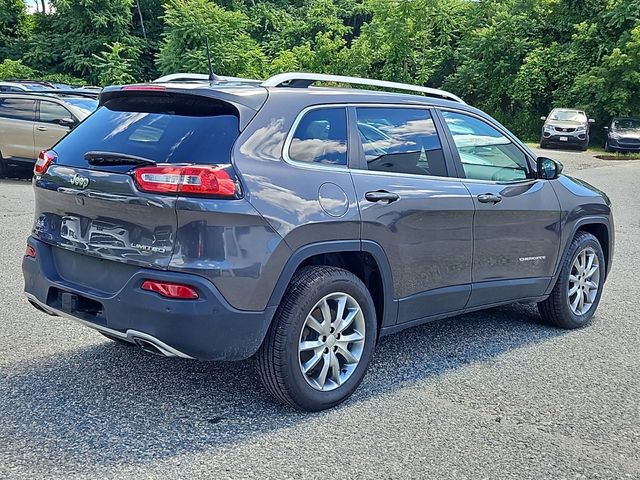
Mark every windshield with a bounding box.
[612,118,640,130]
[64,98,98,118]
[549,109,587,122]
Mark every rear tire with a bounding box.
[257,266,377,411]
[538,232,605,329]
[0,151,6,178]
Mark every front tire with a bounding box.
[257,266,377,411]
[538,232,605,329]
[604,140,613,153]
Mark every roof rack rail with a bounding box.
[153,73,261,84]
[0,90,99,98]
[261,72,465,104]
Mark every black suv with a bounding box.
[22,73,614,411]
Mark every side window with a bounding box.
[0,98,35,121]
[355,107,447,177]
[288,107,348,166]
[40,101,73,124]
[442,111,529,182]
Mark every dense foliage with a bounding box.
[0,0,638,140]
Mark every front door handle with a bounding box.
[365,190,400,203]
[477,193,502,204]
[36,126,47,131]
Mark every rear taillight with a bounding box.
[133,165,238,198]
[141,280,199,299]
[25,245,36,258]
[34,150,56,175]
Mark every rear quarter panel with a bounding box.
[231,91,362,308]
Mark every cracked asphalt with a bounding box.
[0,150,638,479]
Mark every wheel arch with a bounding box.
[266,240,397,333]
[546,216,613,295]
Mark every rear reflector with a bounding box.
[25,245,36,258]
[133,165,238,198]
[34,150,56,175]
[141,280,199,299]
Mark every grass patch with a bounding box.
[595,153,640,161]
[524,142,640,159]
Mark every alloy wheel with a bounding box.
[298,292,366,391]
[568,247,600,316]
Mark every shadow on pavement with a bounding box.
[1,303,566,471]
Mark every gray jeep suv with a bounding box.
[22,73,614,411]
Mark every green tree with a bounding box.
[25,0,140,83]
[157,0,266,78]
[0,0,30,59]
[0,58,35,80]
[92,42,138,85]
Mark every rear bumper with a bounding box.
[22,237,276,361]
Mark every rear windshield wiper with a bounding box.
[84,151,157,166]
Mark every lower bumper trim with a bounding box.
[25,293,194,359]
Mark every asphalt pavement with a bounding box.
[0,149,638,479]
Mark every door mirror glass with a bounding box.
[537,157,563,180]
[58,117,76,128]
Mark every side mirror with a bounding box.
[540,116,547,121]
[603,126,609,131]
[537,157,563,180]
[58,117,76,128]
[588,118,595,123]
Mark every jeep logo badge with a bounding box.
[70,174,90,189]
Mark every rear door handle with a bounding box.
[477,193,502,204]
[36,126,47,131]
[365,190,400,203]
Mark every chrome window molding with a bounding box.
[282,103,455,178]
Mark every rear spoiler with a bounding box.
[99,85,267,130]
[0,90,99,98]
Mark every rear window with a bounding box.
[53,94,240,169]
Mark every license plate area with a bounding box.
[47,288,106,324]
[560,136,568,141]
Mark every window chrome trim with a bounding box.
[282,102,459,178]
[350,167,463,183]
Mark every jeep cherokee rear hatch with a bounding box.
[31,86,265,270]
